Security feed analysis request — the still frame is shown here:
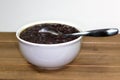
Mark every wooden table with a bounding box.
[0,32,120,80]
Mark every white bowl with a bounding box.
[16,21,82,70]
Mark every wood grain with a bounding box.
[0,32,120,80]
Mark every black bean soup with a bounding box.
[20,23,80,44]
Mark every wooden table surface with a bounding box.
[0,32,120,80]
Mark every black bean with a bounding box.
[20,23,80,44]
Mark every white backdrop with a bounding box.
[0,0,120,32]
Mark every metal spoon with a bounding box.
[39,27,119,37]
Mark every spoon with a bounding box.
[39,27,119,37]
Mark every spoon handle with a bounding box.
[71,28,119,37]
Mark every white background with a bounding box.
[0,0,120,32]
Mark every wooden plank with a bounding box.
[0,32,17,42]
[0,42,22,58]
[0,66,120,80]
[0,32,120,80]
[82,35,120,43]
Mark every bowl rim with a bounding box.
[16,21,82,47]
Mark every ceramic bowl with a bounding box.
[16,21,82,70]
